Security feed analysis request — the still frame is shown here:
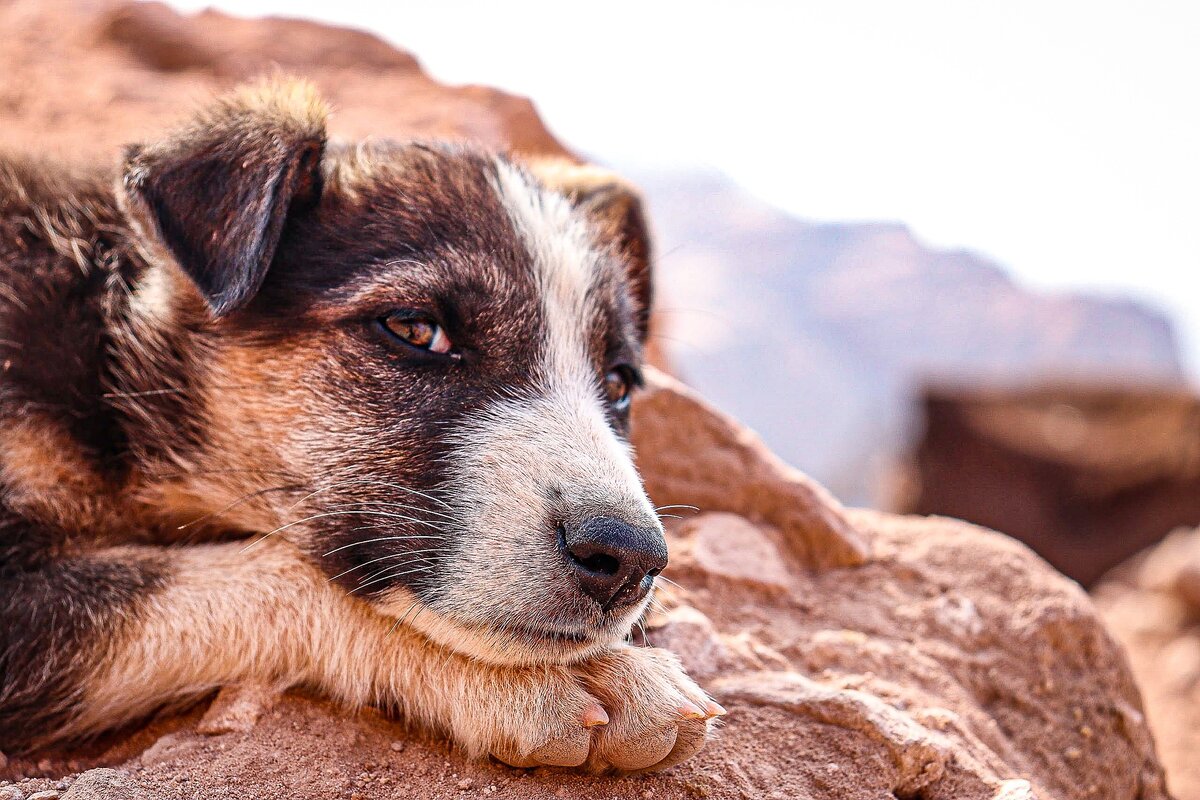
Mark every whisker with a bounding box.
[322,499,458,523]
[348,565,435,595]
[309,508,445,528]
[241,510,445,553]
[288,478,454,512]
[322,534,446,557]
[387,600,423,637]
[400,600,425,627]
[177,484,303,530]
[326,548,445,582]
[634,618,651,647]
[406,604,427,634]
[653,240,690,265]
[655,504,700,513]
[356,555,441,586]
[647,593,670,611]
[656,575,686,592]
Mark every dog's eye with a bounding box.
[604,366,636,412]
[380,313,452,354]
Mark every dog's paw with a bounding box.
[572,646,723,773]
[479,664,611,769]
[480,647,722,773]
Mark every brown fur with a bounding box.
[0,78,720,770]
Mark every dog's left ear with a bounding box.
[120,78,328,317]
[528,160,654,340]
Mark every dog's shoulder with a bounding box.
[0,152,116,235]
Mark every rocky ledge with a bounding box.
[0,2,1173,798]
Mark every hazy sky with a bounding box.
[173,1,1200,375]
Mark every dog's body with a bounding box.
[0,81,719,771]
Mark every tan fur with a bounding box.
[66,537,713,772]
[0,418,108,529]
[322,140,393,201]
[524,159,641,201]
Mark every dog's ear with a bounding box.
[528,160,654,340]
[120,78,328,317]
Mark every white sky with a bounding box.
[174,1,1200,376]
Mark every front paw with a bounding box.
[476,663,610,769]
[572,646,723,773]
[478,647,722,774]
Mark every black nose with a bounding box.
[560,516,668,610]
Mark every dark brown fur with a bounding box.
[0,78,713,765]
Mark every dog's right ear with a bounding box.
[525,160,654,341]
[120,78,328,317]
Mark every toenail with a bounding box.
[582,703,610,728]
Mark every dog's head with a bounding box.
[118,80,664,665]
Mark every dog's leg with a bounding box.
[630,365,871,569]
[0,521,170,751]
[1,535,719,771]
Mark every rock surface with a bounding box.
[0,0,571,161]
[60,768,145,800]
[0,383,1172,799]
[0,2,1174,799]
[1097,528,1200,800]
[1,496,1171,800]
[896,386,1200,586]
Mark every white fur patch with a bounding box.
[409,388,658,665]
[491,160,603,394]
[373,162,661,665]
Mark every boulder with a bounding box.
[0,2,1173,798]
[895,386,1200,586]
[1096,527,1200,800]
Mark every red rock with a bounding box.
[61,769,146,800]
[680,512,793,592]
[631,368,871,571]
[0,2,1174,799]
[1097,528,1200,800]
[196,684,280,736]
[896,386,1200,586]
[0,0,572,161]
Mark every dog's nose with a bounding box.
[561,516,668,610]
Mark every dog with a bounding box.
[0,78,724,773]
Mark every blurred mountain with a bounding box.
[627,168,1185,505]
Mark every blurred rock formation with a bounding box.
[895,386,1200,586]
[629,169,1183,506]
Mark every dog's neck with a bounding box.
[111,259,298,539]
